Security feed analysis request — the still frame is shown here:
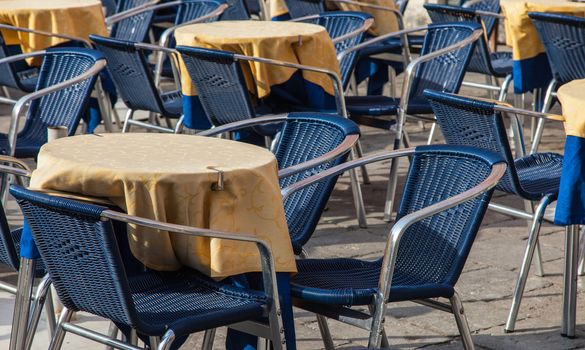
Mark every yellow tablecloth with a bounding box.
[500,0,585,61]
[174,20,340,98]
[557,79,585,138]
[0,0,107,55]
[269,0,399,36]
[29,133,297,278]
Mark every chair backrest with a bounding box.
[395,145,500,287]
[408,22,480,103]
[463,0,500,38]
[276,113,360,254]
[0,199,19,271]
[220,0,251,20]
[529,12,585,85]
[21,48,103,143]
[91,35,167,115]
[284,0,325,18]
[110,0,155,42]
[423,89,528,197]
[10,185,140,327]
[296,12,372,89]
[424,4,494,76]
[0,31,30,91]
[175,0,224,25]
[177,46,256,127]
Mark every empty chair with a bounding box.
[425,4,512,101]
[281,145,506,348]
[91,35,183,132]
[529,12,585,153]
[283,0,325,18]
[423,89,564,333]
[11,185,286,350]
[106,0,158,42]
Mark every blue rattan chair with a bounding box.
[528,12,585,153]
[280,145,506,349]
[11,184,286,350]
[283,0,325,18]
[91,35,183,133]
[107,0,158,42]
[198,113,361,255]
[425,4,512,101]
[423,89,564,333]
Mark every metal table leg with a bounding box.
[562,225,579,338]
[9,257,36,350]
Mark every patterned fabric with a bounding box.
[29,133,296,277]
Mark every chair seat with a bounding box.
[357,35,425,58]
[0,132,46,159]
[11,228,47,278]
[489,51,513,77]
[17,68,39,93]
[160,90,183,118]
[290,258,454,306]
[346,96,432,116]
[129,269,266,336]
[512,152,563,199]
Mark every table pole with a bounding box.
[9,257,36,350]
[562,225,579,338]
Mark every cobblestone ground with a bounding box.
[0,72,583,349]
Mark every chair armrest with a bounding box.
[278,133,359,179]
[101,208,283,330]
[235,54,348,117]
[7,58,107,157]
[329,0,406,31]
[376,160,506,301]
[105,0,163,25]
[331,17,374,45]
[0,24,92,48]
[475,10,506,19]
[196,114,290,137]
[135,43,182,89]
[281,148,416,199]
[493,104,565,123]
[0,157,32,187]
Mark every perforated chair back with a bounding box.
[276,113,360,254]
[177,46,255,126]
[394,145,498,287]
[10,185,140,327]
[463,0,500,38]
[529,12,585,85]
[220,0,251,20]
[423,90,530,198]
[18,48,103,150]
[91,35,168,115]
[175,0,224,25]
[110,0,155,42]
[284,0,325,18]
[424,5,495,76]
[296,12,372,89]
[408,22,479,102]
[0,32,29,91]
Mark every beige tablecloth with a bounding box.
[557,79,585,138]
[174,20,340,98]
[30,133,297,278]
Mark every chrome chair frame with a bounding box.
[338,25,483,221]
[44,205,285,350]
[104,0,160,27]
[280,148,507,348]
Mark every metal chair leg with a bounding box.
[367,294,388,348]
[24,275,52,350]
[505,194,552,333]
[105,322,119,350]
[349,148,368,228]
[530,80,557,155]
[122,109,135,133]
[48,308,73,350]
[426,122,437,145]
[523,200,544,277]
[201,329,216,350]
[95,78,114,133]
[578,226,585,276]
[129,328,138,345]
[450,291,475,350]
[497,74,512,102]
[10,257,36,350]
[354,141,370,185]
[149,336,160,349]
[44,289,57,337]
[316,315,335,350]
[157,330,176,350]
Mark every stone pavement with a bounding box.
[0,75,583,350]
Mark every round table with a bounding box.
[29,133,297,278]
[0,0,108,54]
[500,0,585,93]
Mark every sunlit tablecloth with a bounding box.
[500,0,585,93]
[0,0,107,54]
[29,133,297,278]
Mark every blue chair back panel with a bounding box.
[395,145,498,286]
[111,0,155,42]
[91,35,166,115]
[425,5,493,76]
[0,32,25,90]
[177,46,256,126]
[423,90,524,196]
[464,0,500,38]
[176,0,223,24]
[22,49,102,143]
[10,185,139,327]
[409,22,479,102]
[529,12,585,85]
[297,12,371,89]
[283,0,325,18]
[220,0,251,20]
[276,113,360,253]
